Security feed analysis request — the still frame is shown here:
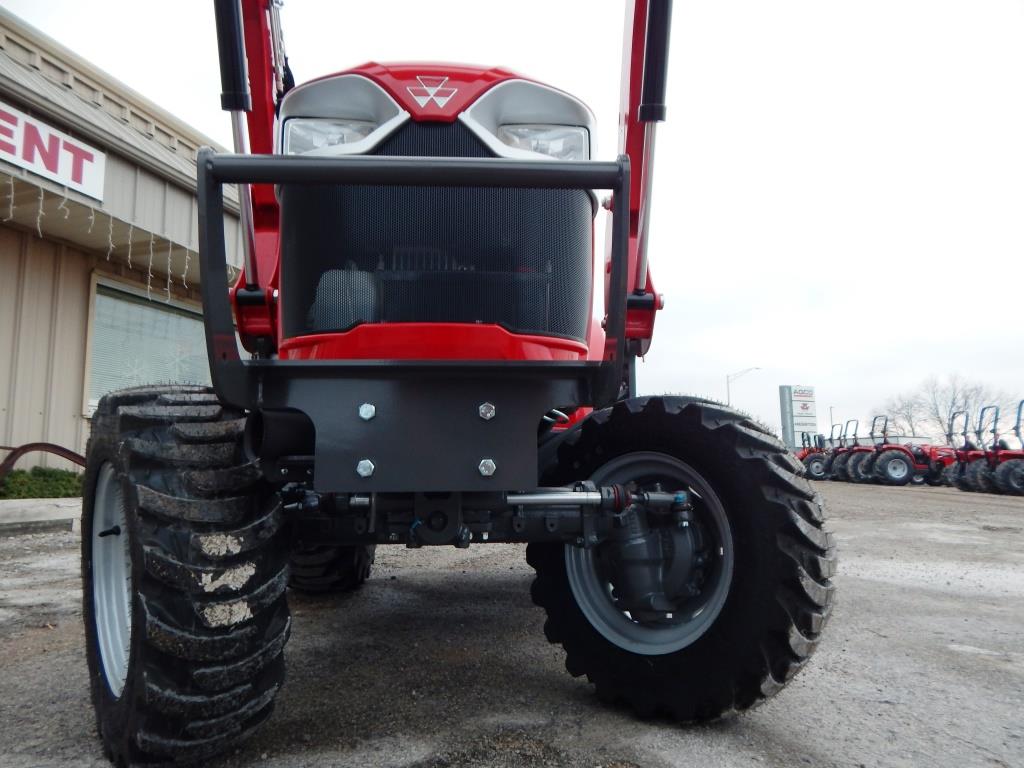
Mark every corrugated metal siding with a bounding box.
[0,223,91,470]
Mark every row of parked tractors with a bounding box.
[794,401,1024,495]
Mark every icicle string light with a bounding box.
[182,250,191,289]
[35,187,44,237]
[126,224,133,269]
[2,177,13,222]
[57,190,69,219]
[106,214,114,260]
[146,233,155,299]
[87,208,95,234]
[165,240,173,303]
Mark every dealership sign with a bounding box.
[779,385,818,448]
[0,99,105,200]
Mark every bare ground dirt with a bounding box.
[0,482,1021,767]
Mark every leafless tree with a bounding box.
[880,392,925,436]
[882,374,1018,444]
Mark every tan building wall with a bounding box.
[1,224,91,468]
[0,9,241,476]
[0,221,203,471]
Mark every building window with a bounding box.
[88,285,210,412]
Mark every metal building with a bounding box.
[0,8,241,471]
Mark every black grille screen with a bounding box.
[279,122,593,342]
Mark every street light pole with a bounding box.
[726,367,761,405]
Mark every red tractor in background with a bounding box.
[990,400,1024,494]
[865,416,947,486]
[819,423,843,478]
[845,416,951,487]
[796,431,828,480]
[845,415,886,484]
[77,1,835,764]
[829,419,860,481]
[962,401,1024,495]
[958,405,1003,493]
[943,409,977,490]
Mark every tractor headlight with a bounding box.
[284,118,377,155]
[497,124,589,161]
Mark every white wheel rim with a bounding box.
[92,462,133,698]
[888,458,909,480]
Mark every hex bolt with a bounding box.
[478,458,497,477]
[358,403,376,421]
[478,402,496,421]
[356,459,375,478]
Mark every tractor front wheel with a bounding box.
[82,386,289,765]
[528,397,836,720]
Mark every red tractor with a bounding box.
[77,1,835,764]
[857,416,945,486]
[943,409,977,490]
[829,419,860,481]
[958,405,1003,493]
[963,401,1024,495]
[819,422,843,478]
[796,431,828,480]
[845,415,886,484]
[990,400,1024,495]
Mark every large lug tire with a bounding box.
[993,459,1024,495]
[802,452,827,481]
[925,466,947,486]
[965,459,1000,494]
[527,397,836,721]
[830,452,851,481]
[288,544,375,594]
[82,385,290,765]
[846,452,875,484]
[873,450,913,486]
[952,463,976,492]
[941,463,958,487]
[821,453,836,479]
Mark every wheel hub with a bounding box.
[565,452,734,656]
[888,458,909,479]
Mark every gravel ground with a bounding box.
[0,482,1022,768]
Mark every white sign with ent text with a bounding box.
[0,98,105,200]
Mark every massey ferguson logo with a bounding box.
[407,76,458,108]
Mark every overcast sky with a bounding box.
[4,0,1022,437]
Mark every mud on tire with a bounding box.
[527,397,836,721]
[82,385,289,765]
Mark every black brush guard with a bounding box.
[198,150,630,493]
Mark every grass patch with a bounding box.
[0,466,83,499]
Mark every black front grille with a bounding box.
[279,122,593,342]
